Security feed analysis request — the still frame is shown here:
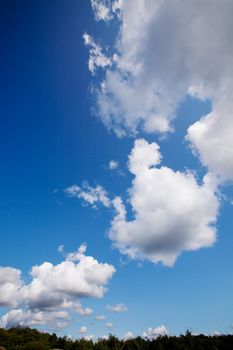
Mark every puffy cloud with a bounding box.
[0,309,69,329]
[87,0,233,180]
[59,300,93,316]
[0,267,22,307]
[143,325,168,339]
[100,335,109,340]
[124,331,134,340]
[74,304,93,317]
[78,326,87,334]
[187,98,233,182]
[21,244,115,309]
[95,315,106,320]
[109,139,219,266]
[106,303,127,312]
[65,182,111,208]
[0,245,115,329]
[84,334,95,341]
[109,160,119,170]
[105,322,113,328]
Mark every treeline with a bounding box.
[0,327,233,350]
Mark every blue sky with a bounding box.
[0,0,233,340]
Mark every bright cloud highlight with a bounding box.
[87,0,233,181]
[109,139,219,266]
[0,245,115,329]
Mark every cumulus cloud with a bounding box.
[74,303,93,317]
[65,182,111,209]
[0,245,115,329]
[78,326,87,334]
[187,98,233,182]
[106,303,127,312]
[84,334,95,341]
[143,325,168,339]
[86,0,233,180]
[109,139,219,266]
[21,244,115,309]
[100,335,109,340]
[0,267,22,307]
[0,309,69,330]
[57,300,93,317]
[109,160,119,170]
[124,331,134,340]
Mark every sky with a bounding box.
[0,0,233,341]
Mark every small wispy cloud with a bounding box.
[65,182,111,209]
[105,322,113,328]
[109,160,119,170]
[106,303,127,312]
[95,315,106,320]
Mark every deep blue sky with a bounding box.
[0,0,233,339]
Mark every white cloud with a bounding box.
[57,244,64,253]
[90,0,113,21]
[187,98,233,182]
[84,334,95,341]
[0,267,22,307]
[105,322,113,328]
[83,33,112,75]
[21,244,115,309]
[213,331,221,336]
[87,0,233,180]
[95,315,106,320]
[109,139,219,266]
[78,326,87,334]
[106,303,127,312]
[0,245,115,329]
[0,309,69,330]
[109,160,119,170]
[65,182,111,208]
[61,300,93,316]
[100,335,109,340]
[74,304,93,317]
[143,325,168,339]
[124,331,134,340]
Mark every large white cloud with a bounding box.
[109,139,219,266]
[86,0,233,180]
[0,267,22,307]
[187,98,233,182]
[0,245,115,329]
[21,244,115,309]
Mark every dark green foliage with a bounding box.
[0,327,232,350]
